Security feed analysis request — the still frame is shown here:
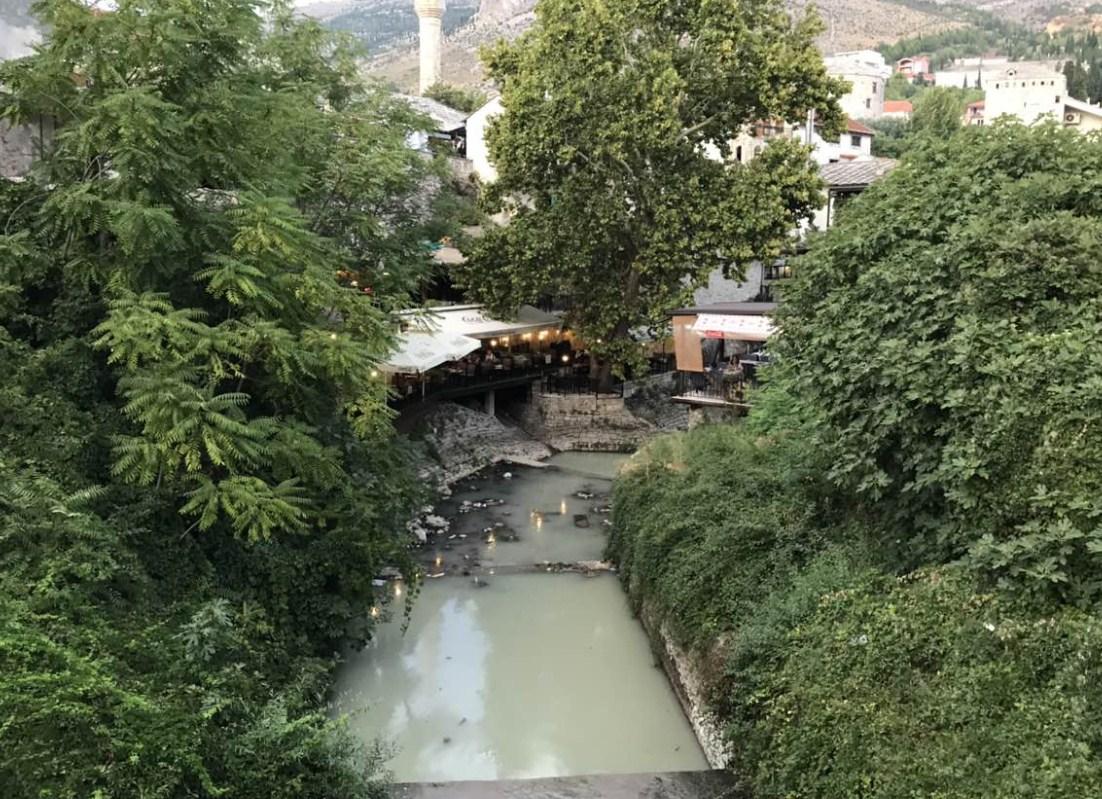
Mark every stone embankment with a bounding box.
[510,374,686,452]
[413,401,553,486]
[640,605,734,770]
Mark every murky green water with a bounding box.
[431,454,620,568]
[332,453,708,782]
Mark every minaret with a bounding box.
[415,0,444,94]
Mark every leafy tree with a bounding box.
[0,0,449,793]
[866,116,912,158]
[771,122,1102,601]
[910,86,965,138]
[885,71,918,101]
[424,81,489,113]
[456,0,846,385]
[1,0,441,542]
[1064,58,1090,99]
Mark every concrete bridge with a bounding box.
[392,770,739,799]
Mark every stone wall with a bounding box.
[512,391,657,452]
[640,603,734,770]
[414,402,552,485]
[624,372,689,432]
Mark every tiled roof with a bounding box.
[819,157,897,189]
[967,100,986,110]
[883,100,913,114]
[846,118,875,135]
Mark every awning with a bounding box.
[381,331,482,374]
[406,304,562,340]
[691,314,775,341]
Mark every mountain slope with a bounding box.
[359,0,958,90]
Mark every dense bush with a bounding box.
[741,568,1102,798]
[0,0,453,793]
[612,426,1102,798]
[608,425,847,647]
[774,122,1102,601]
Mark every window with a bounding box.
[850,134,863,147]
[865,98,871,109]
[736,145,743,162]
[872,81,878,92]
[1056,96,1061,103]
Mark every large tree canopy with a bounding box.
[456,0,846,378]
[0,0,450,794]
[1,0,443,541]
[772,122,1102,602]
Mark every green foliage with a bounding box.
[739,568,1102,798]
[772,122,1102,601]
[910,86,966,139]
[612,424,1102,798]
[609,425,846,647]
[0,0,449,793]
[423,82,489,114]
[456,0,845,380]
[865,116,912,158]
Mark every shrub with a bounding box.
[609,424,841,647]
[772,122,1102,601]
[739,567,1102,798]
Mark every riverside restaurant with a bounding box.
[382,304,570,402]
[668,302,776,409]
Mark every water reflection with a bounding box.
[333,453,707,783]
[334,575,708,782]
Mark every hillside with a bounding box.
[299,0,480,52]
[347,0,988,91]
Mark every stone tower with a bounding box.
[415,0,444,94]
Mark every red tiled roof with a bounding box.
[967,100,985,110]
[846,118,874,135]
[883,100,913,114]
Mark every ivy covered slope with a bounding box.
[0,1,451,795]
[608,123,1102,798]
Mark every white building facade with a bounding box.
[465,95,503,183]
[985,64,1068,124]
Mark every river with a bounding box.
[331,452,707,783]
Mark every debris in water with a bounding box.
[472,576,491,588]
[443,737,452,744]
[592,505,612,515]
[459,717,467,726]
[573,514,591,528]
[575,490,595,500]
[503,472,513,479]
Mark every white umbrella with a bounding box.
[381,331,482,374]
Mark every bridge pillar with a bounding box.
[483,389,496,416]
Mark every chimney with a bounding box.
[415,0,444,94]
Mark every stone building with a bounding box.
[824,50,891,119]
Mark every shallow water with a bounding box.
[333,574,707,782]
[334,452,708,783]
[430,453,625,568]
